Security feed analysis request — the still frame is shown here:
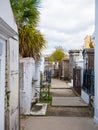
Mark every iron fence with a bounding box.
[83,69,94,95]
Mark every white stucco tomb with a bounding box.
[0,0,19,130]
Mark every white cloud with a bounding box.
[39,0,95,54]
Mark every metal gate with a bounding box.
[83,69,94,96]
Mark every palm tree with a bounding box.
[10,0,40,29]
[19,25,47,59]
[10,0,47,59]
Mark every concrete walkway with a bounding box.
[52,97,88,106]
[21,116,98,130]
[51,78,76,97]
[51,78,71,89]
[21,78,98,130]
[51,79,88,107]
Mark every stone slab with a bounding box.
[30,103,47,115]
[52,97,88,106]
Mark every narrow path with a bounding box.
[47,78,93,117]
[51,78,71,89]
[51,78,75,97]
[21,78,97,130]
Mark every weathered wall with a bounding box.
[9,38,19,130]
[0,0,19,130]
[69,51,80,80]
[0,28,19,130]
[0,39,5,130]
[64,60,69,80]
[19,58,35,114]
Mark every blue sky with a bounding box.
[38,0,95,54]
